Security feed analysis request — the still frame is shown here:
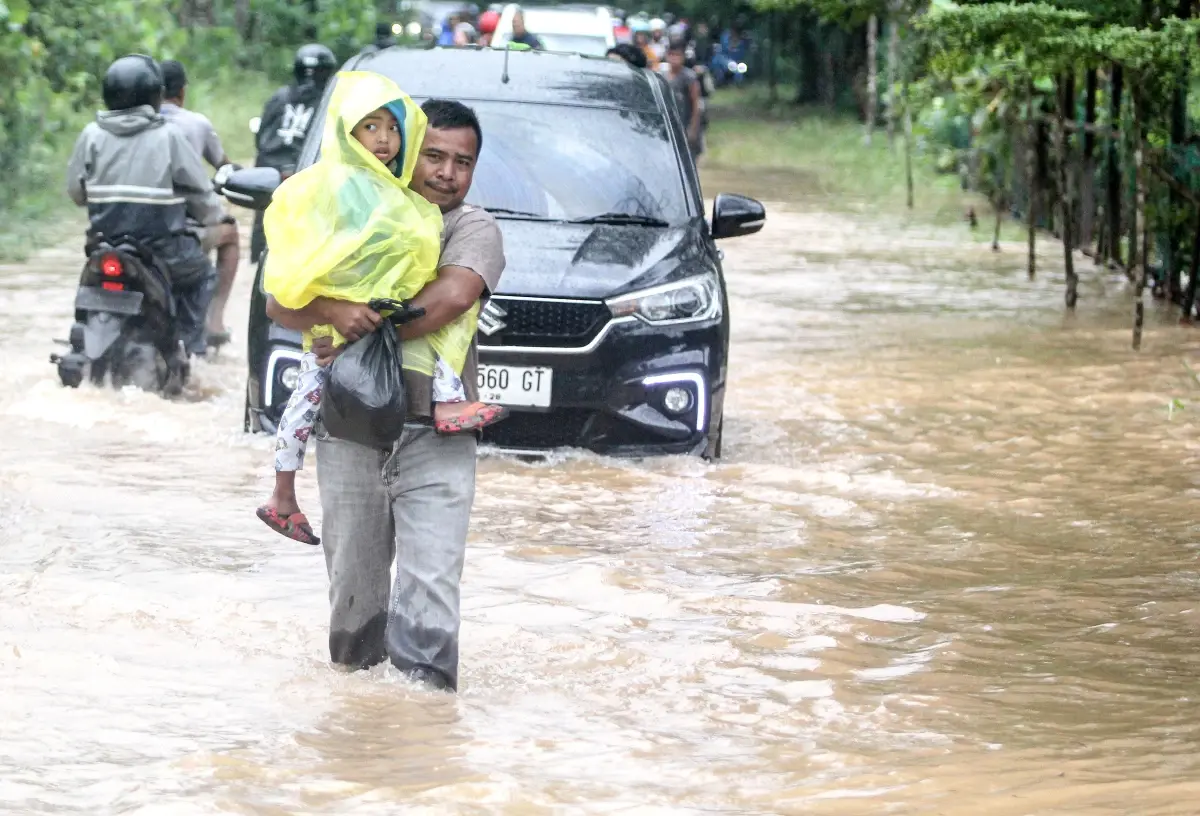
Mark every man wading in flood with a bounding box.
[266,99,504,691]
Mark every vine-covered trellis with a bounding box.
[917,1,1200,349]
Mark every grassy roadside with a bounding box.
[0,68,276,262]
[703,86,993,229]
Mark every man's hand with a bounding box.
[266,295,381,337]
[324,301,381,342]
[212,163,237,189]
[311,335,344,367]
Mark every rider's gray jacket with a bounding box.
[66,105,224,243]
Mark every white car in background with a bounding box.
[492,3,615,56]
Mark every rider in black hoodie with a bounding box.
[250,44,337,262]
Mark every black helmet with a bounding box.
[293,43,337,87]
[102,54,163,111]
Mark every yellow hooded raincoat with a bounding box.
[263,70,477,376]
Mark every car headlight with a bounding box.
[606,274,722,325]
[279,363,301,392]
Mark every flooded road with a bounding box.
[4,186,1200,814]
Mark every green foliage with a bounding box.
[705,86,978,222]
[920,1,1200,76]
[0,0,376,255]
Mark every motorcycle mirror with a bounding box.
[249,116,261,135]
[222,166,281,211]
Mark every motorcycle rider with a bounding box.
[648,17,668,63]
[158,58,241,349]
[250,44,337,262]
[66,54,223,357]
[358,22,397,56]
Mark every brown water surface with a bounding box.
[3,178,1200,814]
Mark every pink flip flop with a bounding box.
[256,505,320,546]
[435,402,510,435]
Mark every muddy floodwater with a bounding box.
[3,175,1200,815]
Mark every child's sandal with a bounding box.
[435,403,510,435]
[256,505,321,546]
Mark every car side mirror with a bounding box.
[221,167,281,211]
[711,193,765,240]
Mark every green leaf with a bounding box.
[5,0,29,25]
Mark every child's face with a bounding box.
[351,107,401,166]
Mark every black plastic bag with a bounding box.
[320,321,407,450]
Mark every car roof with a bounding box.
[516,7,609,34]
[345,46,661,112]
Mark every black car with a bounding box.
[224,46,764,459]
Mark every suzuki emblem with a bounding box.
[477,301,508,336]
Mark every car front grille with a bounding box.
[480,408,592,449]
[479,297,610,349]
[480,408,698,452]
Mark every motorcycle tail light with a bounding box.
[101,254,123,277]
[102,281,126,291]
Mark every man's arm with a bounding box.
[266,295,381,341]
[201,114,232,169]
[169,129,224,226]
[307,266,484,362]
[397,209,505,338]
[289,266,483,342]
[310,210,505,361]
[688,77,702,138]
[397,265,486,340]
[65,129,90,206]
[255,90,286,156]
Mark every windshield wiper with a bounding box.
[568,213,670,227]
[484,207,555,221]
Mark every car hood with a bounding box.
[491,219,713,299]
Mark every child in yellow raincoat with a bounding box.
[255,71,506,546]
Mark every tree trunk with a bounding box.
[1080,68,1098,250]
[1106,64,1124,268]
[1132,86,1147,350]
[1127,94,1140,276]
[767,11,779,104]
[885,8,900,147]
[796,14,821,105]
[1027,79,1038,280]
[865,14,878,144]
[1059,73,1078,309]
[819,24,837,109]
[235,0,251,39]
[304,0,320,40]
[1167,0,1193,302]
[1039,115,1053,234]
[903,73,914,209]
[1183,211,1200,322]
[994,101,1017,252]
[176,0,195,27]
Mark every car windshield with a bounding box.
[534,33,610,56]
[463,101,691,224]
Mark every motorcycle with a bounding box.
[50,234,190,396]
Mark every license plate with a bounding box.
[75,286,143,316]
[477,364,552,408]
